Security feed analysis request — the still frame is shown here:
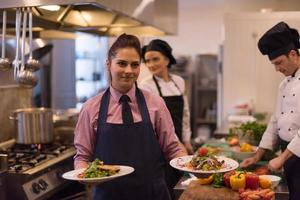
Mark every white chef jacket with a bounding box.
[259,69,300,157]
[139,74,192,143]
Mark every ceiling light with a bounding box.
[39,5,61,11]
[260,8,272,13]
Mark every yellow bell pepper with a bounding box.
[240,143,253,152]
[230,172,246,190]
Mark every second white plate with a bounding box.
[170,155,239,174]
[62,165,134,184]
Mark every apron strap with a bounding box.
[98,88,110,124]
[136,86,152,124]
[98,86,152,125]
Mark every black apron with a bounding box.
[152,76,184,139]
[153,76,184,200]
[278,138,300,200]
[92,87,171,200]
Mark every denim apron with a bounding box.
[153,76,184,200]
[92,87,171,200]
[278,138,300,200]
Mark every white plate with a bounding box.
[62,165,134,183]
[170,155,239,174]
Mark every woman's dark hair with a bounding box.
[108,33,141,61]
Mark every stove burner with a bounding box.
[1,143,73,173]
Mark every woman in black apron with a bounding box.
[140,39,193,153]
[140,39,193,200]
[73,34,187,200]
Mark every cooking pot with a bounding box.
[10,108,53,144]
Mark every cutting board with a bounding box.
[179,181,239,200]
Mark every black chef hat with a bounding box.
[142,39,176,68]
[258,21,300,60]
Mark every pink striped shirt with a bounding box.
[74,85,187,169]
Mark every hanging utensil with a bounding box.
[13,9,21,80]
[0,10,12,71]
[17,8,38,88]
[25,7,39,72]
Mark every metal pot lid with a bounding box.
[13,107,52,113]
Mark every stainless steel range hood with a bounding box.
[0,0,178,37]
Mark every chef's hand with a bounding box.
[268,156,284,172]
[240,156,258,168]
[240,147,266,168]
[268,148,293,172]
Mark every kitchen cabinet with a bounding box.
[191,54,218,138]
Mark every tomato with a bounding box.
[229,137,239,146]
[254,166,269,175]
[198,147,208,156]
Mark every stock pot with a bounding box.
[10,108,53,144]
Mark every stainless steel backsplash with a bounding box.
[0,70,33,142]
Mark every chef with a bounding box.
[240,21,300,200]
[73,33,187,200]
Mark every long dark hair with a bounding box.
[107,33,141,61]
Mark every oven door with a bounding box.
[46,182,87,200]
[0,171,7,200]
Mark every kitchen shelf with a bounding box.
[191,54,218,138]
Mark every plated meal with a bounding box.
[170,147,239,174]
[62,159,134,183]
[188,153,225,171]
[77,159,120,178]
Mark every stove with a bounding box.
[0,139,84,200]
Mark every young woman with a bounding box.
[74,34,187,200]
[139,39,193,153]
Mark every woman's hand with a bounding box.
[75,161,89,170]
[183,141,194,154]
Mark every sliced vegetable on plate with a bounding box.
[78,159,120,178]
